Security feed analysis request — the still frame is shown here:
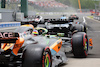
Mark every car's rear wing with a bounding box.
[44,19,74,24]
[21,20,34,25]
[21,20,39,27]
[0,32,19,43]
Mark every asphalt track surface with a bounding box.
[0,13,100,67]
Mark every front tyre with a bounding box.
[42,47,52,67]
[22,45,52,67]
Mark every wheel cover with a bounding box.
[44,52,51,67]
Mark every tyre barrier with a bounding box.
[94,16,100,21]
[0,22,21,28]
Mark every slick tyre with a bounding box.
[74,24,84,32]
[22,45,52,67]
[72,32,88,58]
[42,47,52,67]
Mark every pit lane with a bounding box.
[0,13,100,67]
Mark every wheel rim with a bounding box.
[44,52,51,67]
[84,36,88,52]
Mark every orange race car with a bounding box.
[0,26,68,67]
[0,20,93,67]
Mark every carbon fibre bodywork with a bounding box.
[44,19,73,37]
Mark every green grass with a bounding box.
[87,16,93,19]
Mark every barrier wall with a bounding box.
[94,16,100,21]
[0,22,21,28]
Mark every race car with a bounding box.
[34,15,43,22]
[0,26,68,67]
[21,15,42,27]
[60,15,68,19]
[69,14,79,20]
[21,20,38,27]
[44,19,93,58]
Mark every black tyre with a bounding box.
[74,24,84,32]
[76,22,87,33]
[22,45,52,67]
[72,32,88,58]
[42,47,52,67]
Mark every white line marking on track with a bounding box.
[83,16,86,23]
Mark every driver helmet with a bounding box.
[62,15,67,17]
[62,15,65,17]
[32,29,38,36]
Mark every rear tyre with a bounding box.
[74,24,84,32]
[72,32,88,58]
